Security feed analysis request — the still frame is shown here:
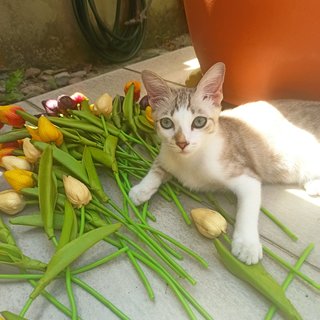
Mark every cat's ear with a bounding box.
[141,70,172,109]
[195,62,225,105]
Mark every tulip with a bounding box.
[0,147,14,162]
[22,138,42,163]
[124,80,141,101]
[191,208,227,239]
[38,116,63,145]
[92,93,113,117]
[26,116,63,146]
[139,95,149,110]
[0,189,26,215]
[57,95,77,112]
[0,105,25,128]
[145,106,154,125]
[0,141,21,149]
[71,92,88,105]
[3,169,34,192]
[41,99,59,116]
[63,175,92,208]
[1,156,31,171]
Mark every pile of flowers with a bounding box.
[0,81,318,320]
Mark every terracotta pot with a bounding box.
[184,0,320,105]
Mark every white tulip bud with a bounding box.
[22,138,42,163]
[1,156,31,171]
[0,189,26,215]
[92,93,113,117]
[63,175,92,208]
[191,208,227,239]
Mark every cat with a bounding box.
[129,62,320,265]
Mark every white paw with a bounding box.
[129,183,154,206]
[231,233,263,265]
[304,179,320,196]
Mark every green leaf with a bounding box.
[30,223,122,299]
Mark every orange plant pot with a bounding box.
[184,0,320,105]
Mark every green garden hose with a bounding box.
[72,0,147,62]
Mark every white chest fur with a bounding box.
[159,134,227,191]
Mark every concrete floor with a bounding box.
[0,47,319,320]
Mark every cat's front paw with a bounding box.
[129,184,154,206]
[231,233,263,265]
[304,179,320,196]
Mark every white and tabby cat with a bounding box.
[129,62,320,265]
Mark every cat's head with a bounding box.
[142,62,225,155]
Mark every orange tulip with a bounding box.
[124,80,141,101]
[0,147,14,164]
[0,105,25,128]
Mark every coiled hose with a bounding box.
[72,0,147,63]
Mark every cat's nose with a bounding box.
[176,141,189,150]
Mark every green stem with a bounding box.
[0,274,43,280]
[139,224,209,268]
[72,276,130,320]
[120,239,155,300]
[29,278,81,319]
[66,268,78,320]
[72,247,129,275]
[263,245,320,290]
[260,207,298,241]
[264,243,314,319]
[79,206,86,236]
[166,184,191,225]
[19,297,33,317]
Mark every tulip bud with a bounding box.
[145,106,154,125]
[63,175,92,208]
[92,93,113,117]
[124,80,141,101]
[191,208,227,239]
[38,115,63,145]
[22,138,42,163]
[70,92,88,104]
[0,189,26,215]
[3,169,34,192]
[1,156,31,171]
[0,105,25,128]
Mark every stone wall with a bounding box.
[0,0,187,69]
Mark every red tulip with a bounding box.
[0,105,25,128]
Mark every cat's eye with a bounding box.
[160,117,174,129]
[192,116,207,129]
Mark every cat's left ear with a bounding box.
[195,62,225,105]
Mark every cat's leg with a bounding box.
[129,159,171,206]
[304,179,320,196]
[226,174,263,265]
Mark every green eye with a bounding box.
[192,116,207,129]
[160,117,174,129]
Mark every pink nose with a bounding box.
[176,141,189,150]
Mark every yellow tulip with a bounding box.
[3,169,34,192]
[38,115,63,145]
[145,106,154,125]
[26,125,42,141]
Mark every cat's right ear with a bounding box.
[195,62,225,105]
[141,70,172,110]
